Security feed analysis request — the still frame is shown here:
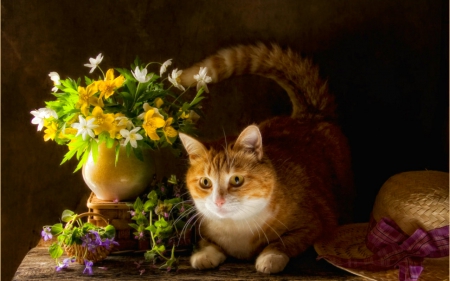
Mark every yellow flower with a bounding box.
[108,113,128,139]
[58,128,78,139]
[87,106,115,135]
[77,83,100,116]
[163,117,177,144]
[97,69,125,101]
[43,122,58,141]
[143,109,165,141]
[155,97,164,108]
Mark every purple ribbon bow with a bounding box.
[318,217,449,281]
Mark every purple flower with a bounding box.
[139,269,146,275]
[101,238,119,250]
[128,210,136,216]
[81,233,99,252]
[83,260,94,275]
[142,210,146,215]
[134,261,143,268]
[41,226,52,241]
[55,257,75,271]
[89,230,103,245]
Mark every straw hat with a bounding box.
[314,170,449,281]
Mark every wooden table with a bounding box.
[14,246,365,280]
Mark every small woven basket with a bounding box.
[63,212,114,264]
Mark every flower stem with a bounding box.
[97,66,106,79]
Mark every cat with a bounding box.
[177,43,354,274]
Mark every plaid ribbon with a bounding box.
[318,217,449,281]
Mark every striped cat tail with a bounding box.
[180,43,336,120]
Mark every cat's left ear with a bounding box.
[179,133,208,163]
[234,125,263,160]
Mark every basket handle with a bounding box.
[65,212,110,229]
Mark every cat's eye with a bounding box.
[199,177,212,189]
[229,175,244,187]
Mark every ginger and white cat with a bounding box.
[178,43,354,274]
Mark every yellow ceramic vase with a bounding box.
[82,143,155,201]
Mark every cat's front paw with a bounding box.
[255,252,289,274]
[190,245,226,270]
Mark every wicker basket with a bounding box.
[87,192,145,251]
[63,212,114,264]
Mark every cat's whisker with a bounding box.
[251,218,270,245]
[197,217,206,241]
[242,218,255,236]
[177,211,202,246]
[222,127,231,168]
[260,220,286,249]
[235,202,290,232]
[170,199,193,213]
[173,206,196,226]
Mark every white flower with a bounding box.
[48,72,61,92]
[120,127,143,148]
[131,66,153,83]
[168,68,185,91]
[194,67,212,93]
[160,59,172,76]
[137,103,164,120]
[84,53,103,73]
[71,115,98,140]
[30,108,58,131]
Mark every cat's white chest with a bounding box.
[203,213,271,259]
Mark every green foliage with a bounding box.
[127,175,193,271]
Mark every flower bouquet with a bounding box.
[41,210,118,274]
[31,53,210,171]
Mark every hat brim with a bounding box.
[314,223,449,281]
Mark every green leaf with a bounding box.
[51,223,63,235]
[74,148,90,172]
[125,142,132,157]
[144,250,157,261]
[132,147,144,162]
[189,88,205,107]
[143,200,156,211]
[91,140,98,163]
[129,223,140,231]
[85,76,93,85]
[155,218,168,228]
[115,144,120,166]
[165,198,181,205]
[156,244,166,253]
[133,197,144,211]
[167,175,177,185]
[61,210,75,222]
[60,148,78,165]
[145,225,157,234]
[147,190,158,204]
[104,225,116,239]
[49,243,63,259]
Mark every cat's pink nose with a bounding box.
[215,198,226,207]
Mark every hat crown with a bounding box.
[372,170,449,236]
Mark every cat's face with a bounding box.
[180,125,275,221]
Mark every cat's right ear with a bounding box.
[179,133,208,163]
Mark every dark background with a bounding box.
[2,1,448,280]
